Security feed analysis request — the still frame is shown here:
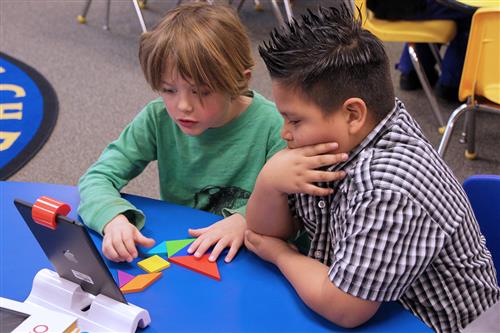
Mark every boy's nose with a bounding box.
[177,95,193,113]
[281,127,293,142]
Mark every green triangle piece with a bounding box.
[166,238,195,257]
[146,241,168,256]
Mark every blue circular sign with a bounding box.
[0,52,58,179]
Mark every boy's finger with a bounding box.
[193,239,213,258]
[187,237,202,254]
[134,231,155,248]
[208,241,227,262]
[243,236,254,253]
[303,142,339,157]
[103,242,120,262]
[309,170,346,183]
[303,184,333,197]
[123,236,138,259]
[224,243,240,263]
[112,237,133,262]
[312,153,348,168]
[244,230,260,247]
[188,227,209,237]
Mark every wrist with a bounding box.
[256,173,287,197]
[275,245,298,268]
[103,214,126,235]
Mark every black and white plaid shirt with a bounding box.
[290,99,500,333]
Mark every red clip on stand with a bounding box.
[32,196,71,230]
[24,196,151,333]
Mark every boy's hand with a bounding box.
[187,213,246,263]
[260,142,348,196]
[244,230,297,265]
[102,214,155,262]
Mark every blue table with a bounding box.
[0,181,432,332]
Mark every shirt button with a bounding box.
[318,200,326,209]
[315,251,322,258]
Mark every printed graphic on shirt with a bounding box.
[194,185,250,215]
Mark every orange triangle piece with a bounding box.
[120,272,162,294]
[169,254,220,281]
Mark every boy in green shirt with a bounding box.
[78,3,285,263]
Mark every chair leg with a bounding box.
[132,0,147,33]
[408,42,445,133]
[459,120,467,144]
[254,0,264,11]
[459,97,473,144]
[103,0,111,30]
[270,0,285,26]
[429,43,442,73]
[465,109,477,159]
[437,104,470,157]
[77,0,92,24]
[236,0,246,12]
[283,0,293,22]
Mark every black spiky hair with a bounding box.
[259,4,395,120]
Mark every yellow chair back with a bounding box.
[459,7,500,103]
[353,0,456,43]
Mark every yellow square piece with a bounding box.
[137,255,170,273]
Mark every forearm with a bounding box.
[78,174,144,234]
[246,176,295,238]
[275,251,380,328]
[78,151,146,234]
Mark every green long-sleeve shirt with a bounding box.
[78,91,285,234]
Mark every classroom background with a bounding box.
[2,0,499,198]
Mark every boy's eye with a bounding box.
[289,120,300,125]
[161,88,176,94]
[192,90,211,97]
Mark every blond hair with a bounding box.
[139,3,254,97]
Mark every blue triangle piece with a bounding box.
[146,241,167,256]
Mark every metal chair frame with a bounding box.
[437,99,500,157]
[78,0,293,33]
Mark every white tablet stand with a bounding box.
[25,269,151,333]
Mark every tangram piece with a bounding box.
[120,272,162,294]
[146,240,168,256]
[166,238,195,257]
[169,254,220,281]
[138,255,170,273]
[117,270,135,288]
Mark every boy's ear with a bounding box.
[243,69,252,81]
[342,98,368,135]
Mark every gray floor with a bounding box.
[2,0,499,199]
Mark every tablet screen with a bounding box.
[0,307,30,333]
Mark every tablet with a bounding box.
[14,199,127,304]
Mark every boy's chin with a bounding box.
[286,141,326,150]
[179,127,205,136]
